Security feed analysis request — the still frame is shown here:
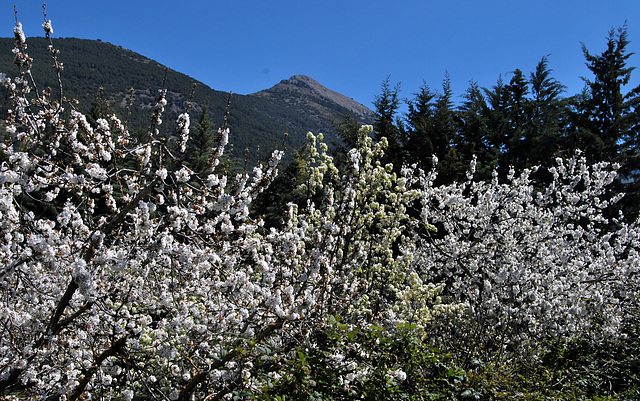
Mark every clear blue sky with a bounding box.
[3,1,640,111]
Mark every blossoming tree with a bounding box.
[414,157,640,362]
[0,14,450,399]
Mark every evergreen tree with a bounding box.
[186,105,216,177]
[433,74,458,156]
[404,82,438,165]
[574,24,640,218]
[575,25,640,164]
[330,113,362,173]
[404,75,463,182]
[332,113,361,149]
[86,87,110,127]
[527,56,568,169]
[483,76,512,174]
[501,68,530,170]
[431,74,464,182]
[250,147,311,228]
[373,77,404,169]
[456,81,498,180]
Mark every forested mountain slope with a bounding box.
[0,37,374,162]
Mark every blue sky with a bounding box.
[3,1,640,111]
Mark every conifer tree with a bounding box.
[456,81,497,180]
[576,25,639,162]
[483,76,511,174]
[330,113,362,172]
[430,74,464,182]
[373,76,404,169]
[251,147,310,228]
[501,69,530,170]
[404,83,438,165]
[527,56,568,169]
[433,74,458,156]
[404,75,463,182]
[186,104,216,177]
[574,24,640,218]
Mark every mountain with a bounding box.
[0,37,375,162]
[249,75,374,134]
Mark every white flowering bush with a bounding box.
[0,15,452,400]
[414,156,640,362]
[1,11,640,400]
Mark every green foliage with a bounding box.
[251,316,640,400]
[373,77,404,170]
[329,113,365,174]
[404,75,465,183]
[571,24,640,219]
[254,317,469,400]
[575,25,639,161]
[538,311,640,399]
[455,80,499,181]
[464,329,640,400]
[251,146,313,228]
[527,56,568,168]
[184,104,217,177]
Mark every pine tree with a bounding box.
[527,56,568,170]
[433,74,457,156]
[483,76,512,175]
[250,148,310,228]
[502,69,530,170]
[431,74,464,182]
[502,61,569,176]
[456,81,498,180]
[404,82,438,165]
[576,25,639,161]
[332,113,361,149]
[86,87,109,127]
[373,77,404,169]
[330,113,362,172]
[574,24,640,218]
[403,75,462,182]
[186,105,216,178]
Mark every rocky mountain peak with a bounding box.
[256,75,375,122]
[280,74,319,89]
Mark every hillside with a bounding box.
[0,37,375,162]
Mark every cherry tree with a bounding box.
[413,156,640,361]
[0,14,449,399]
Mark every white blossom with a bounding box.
[175,166,191,183]
[156,168,168,180]
[13,22,26,44]
[42,20,53,35]
[176,112,190,153]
